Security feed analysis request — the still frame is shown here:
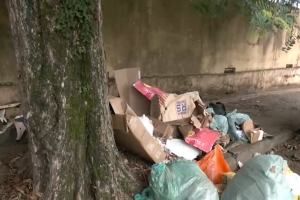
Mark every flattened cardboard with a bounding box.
[148,117,174,139]
[114,68,150,116]
[109,98,165,163]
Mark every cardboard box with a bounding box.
[249,128,264,143]
[148,117,174,139]
[150,91,204,122]
[109,97,166,163]
[114,68,150,116]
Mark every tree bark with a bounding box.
[6,0,140,199]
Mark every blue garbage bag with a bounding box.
[221,155,294,200]
[149,159,219,200]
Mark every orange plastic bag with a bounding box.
[197,145,231,184]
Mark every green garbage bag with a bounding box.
[227,109,250,141]
[149,159,219,200]
[210,114,228,133]
[221,155,294,200]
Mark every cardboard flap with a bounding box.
[111,115,128,132]
[179,124,195,138]
[114,68,150,116]
[150,94,161,119]
[191,115,201,129]
[109,98,136,116]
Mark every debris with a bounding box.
[166,139,202,160]
[0,109,7,123]
[114,68,150,116]
[184,128,219,153]
[149,117,174,139]
[238,161,243,168]
[150,91,205,122]
[134,187,153,200]
[207,102,227,116]
[209,115,228,133]
[110,97,165,163]
[133,80,164,100]
[197,145,231,184]
[222,172,236,184]
[287,151,300,162]
[285,168,300,197]
[138,115,154,136]
[227,110,250,141]
[222,155,294,200]
[149,159,219,200]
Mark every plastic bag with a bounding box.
[226,109,250,141]
[149,159,219,200]
[208,102,227,116]
[221,155,294,200]
[134,187,153,200]
[285,168,300,197]
[197,145,231,184]
[138,115,154,136]
[210,115,228,133]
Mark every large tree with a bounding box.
[6,0,140,199]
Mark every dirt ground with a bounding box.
[213,89,300,174]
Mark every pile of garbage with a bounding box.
[110,68,300,199]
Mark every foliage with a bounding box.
[56,0,95,55]
[192,0,300,52]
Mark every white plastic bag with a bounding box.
[138,115,154,136]
[285,171,300,196]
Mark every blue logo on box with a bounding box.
[176,100,187,115]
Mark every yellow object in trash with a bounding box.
[222,172,236,184]
[285,168,300,200]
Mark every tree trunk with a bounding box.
[6,0,141,199]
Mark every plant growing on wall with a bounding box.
[192,0,300,52]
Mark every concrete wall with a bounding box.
[103,0,300,94]
[0,1,20,105]
[1,0,300,101]
[103,0,300,76]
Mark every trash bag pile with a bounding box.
[109,68,297,199]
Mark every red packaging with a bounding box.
[184,128,219,153]
[133,80,164,100]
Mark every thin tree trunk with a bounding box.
[6,0,141,199]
